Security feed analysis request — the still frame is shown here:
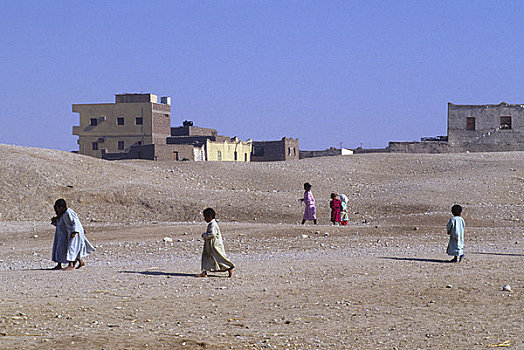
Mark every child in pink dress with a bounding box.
[300,182,317,225]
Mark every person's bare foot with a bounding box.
[51,264,62,270]
[196,272,208,277]
[63,266,75,271]
[76,259,85,269]
[228,268,234,278]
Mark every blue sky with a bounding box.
[2,1,524,151]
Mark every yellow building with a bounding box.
[72,93,171,158]
[206,137,252,162]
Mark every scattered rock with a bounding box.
[446,284,452,288]
[163,237,173,243]
[502,285,512,292]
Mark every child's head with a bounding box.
[331,193,337,199]
[304,182,311,191]
[451,204,462,216]
[203,207,216,222]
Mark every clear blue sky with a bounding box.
[2,1,524,151]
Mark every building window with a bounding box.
[118,141,124,150]
[90,118,98,126]
[500,116,512,129]
[136,117,143,125]
[466,117,475,131]
[234,151,238,161]
[92,142,98,150]
[117,117,125,125]
[217,150,222,160]
[245,153,248,162]
[173,151,179,161]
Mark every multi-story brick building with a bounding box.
[388,102,524,153]
[72,93,171,158]
[447,102,524,151]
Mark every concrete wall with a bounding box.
[206,138,252,162]
[448,102,524,151]
[299,147,352,159]
[171,126,217,137]
[251,137,299,162]
[166,135,214,145]
[102,144,199,161]
[387,141,450,153]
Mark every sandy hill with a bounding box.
[1,143,523,226]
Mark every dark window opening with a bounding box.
[136,117,143,125]
[90,118,98,126]
[234,151,238,161]
[92,142,98,150]
[500,116,512,130]
[173,151,179,161]
[217,150,222,160]
[466,117,475,131]
[244,153,248,162]
[118,141,124,150]
[117,117,125,125]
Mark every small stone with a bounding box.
[323,232,329,236]
[163,237,173,243]
[446,284,452,288]
[413,226,418,231]
[33,235,38,239]
[314,231,320,235]
[502,285,512,292]
[301,234,308,238]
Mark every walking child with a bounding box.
[339,194,349,226]
[51,199,95,270]
[446,204,465,263]
[299,182,317,225]
[329,193,341,225]
[196,208,235,278]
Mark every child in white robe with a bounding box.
[446,204,465,263]
[196,208,235,278]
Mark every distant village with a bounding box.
[72,93,524,162]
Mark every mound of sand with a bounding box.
[1,143,523,226]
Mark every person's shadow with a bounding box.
[379,257,451,263]
[119,270,228,278]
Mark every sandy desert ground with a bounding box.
[0,144,522,349]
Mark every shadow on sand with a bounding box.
[470,252,524,257]
[119,270,228,278]
[379,257,451,264]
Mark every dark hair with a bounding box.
[54,198,67,209]
[203,207,216,219]
[304,182,311,190]
[331,193,337,199]
[451,204,462,216]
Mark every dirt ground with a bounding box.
[0,145,522,349]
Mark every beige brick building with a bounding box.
[73,93,171,158]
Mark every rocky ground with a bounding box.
[0,144,522,349]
